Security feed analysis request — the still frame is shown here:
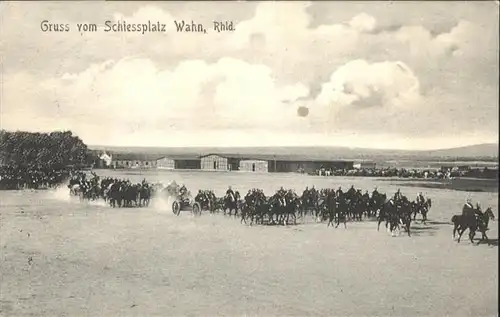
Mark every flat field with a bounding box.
[1,170,498,316]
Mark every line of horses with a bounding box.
[68,172,158,208]
[198,187,432,238]
[67,172,433,237]
[66,172,495,244]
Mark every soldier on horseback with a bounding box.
[416,192,425,207]
[347,185,356,197]
[276,187,286,206]
[355,189,362,200]
[463,198,474,211]
[310,186,318,198]
[362,190,370,203]
[195,190,206,205]
[394,189,402,202]
[277,186,286,196]
[336,186,343,197]
[179,184,189,202]
[303,186,310,199]
[226,186,236,202]
[245,189,254,205]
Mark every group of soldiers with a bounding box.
[68,172,155,207]
[174,183,432,216]
[64,172,491,235]
[0,165,70,190]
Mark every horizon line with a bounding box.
[87,142,499,153]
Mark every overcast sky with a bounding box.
[1,1,498,150]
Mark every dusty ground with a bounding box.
[1,172,498,316]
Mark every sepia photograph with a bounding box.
[0,1,498,316]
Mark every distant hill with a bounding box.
[88,143,498,162]
[424,143,498,159]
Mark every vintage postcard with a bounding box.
[0,1,498,316]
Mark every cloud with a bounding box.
[349,13,377,33]
[1,1,498,149]
[3,57,312,140]
[316,59,421,110]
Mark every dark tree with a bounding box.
[0,130,88,169]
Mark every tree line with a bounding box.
[0,130,93,169]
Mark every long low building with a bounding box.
[156,155,201,170]
[198,153,354,173]
[99,151,358,173]
[111,153,161,169]
[268,159,354,173]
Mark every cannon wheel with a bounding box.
[172,201,181,216]
[192,202,201,216]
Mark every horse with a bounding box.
[377,200,395,232]
[138,185,151,207]
[240,201,253,225]
[107,182,122,208]
[120,183,139,207]
[412,198,432,223]
[223,191,240,216]
[334,197,349,229]
[453,207,495,245]
[399,200,413,237]
[300,190,320,219]
[325,192,337,228]
[253,196,271,225]
[350,198,367,222]
[369,193,386,218]
[282,196,300,226]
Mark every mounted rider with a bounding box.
[277,186,286,196]
[179,184,189,201]
[245,189,254,205]
[276,187,287,206]
[416,192,425,206]
[195,189,206,204]
[310,185,318,199]
[226,186,236,202]
[362,190,370,203]
[394,188,402,202]
[336,186,343,197]
[355,189,362,200]
[285,189,296,205]
[462,198,475,215]
[347,185,356,198]
[302,186,310,200]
